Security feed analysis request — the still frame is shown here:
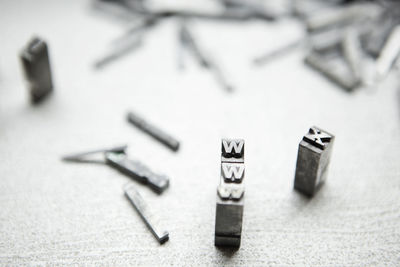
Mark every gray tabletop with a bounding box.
[1,0,399,266]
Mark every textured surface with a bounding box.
[0,1,400,266]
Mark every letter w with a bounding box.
[223,140,243,155]
[222,164,244,180]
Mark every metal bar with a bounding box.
[61,145,128,163]
[124,183,169,244]
[127,111,180,152]
[106,152,169,194]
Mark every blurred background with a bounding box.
[0,0,399,265]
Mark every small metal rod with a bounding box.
[180,24,233,92]
[305,52,359,91]
[61,144,128,163]
[253,38,304,65]
[376,25,400,80]
[342,28,362,82]
[94,36,142,69]
[124,183,169,244]
[127,111,180,152]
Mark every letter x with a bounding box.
[303,127,332,150]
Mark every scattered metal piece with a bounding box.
[215,138,245,247]
[294,126,335,197]
[180,24,233,92]
[253,39,303,65]
[305,51,360,91]
[94,36,143,69]
[363,13,399,58]
[124,183,169,244]
[376,25,400,80]
[106,152,169,194]
[62,144,128,163]
[342,28,362,81]
[127,111,180,152]
[305,3,382,32]
[20,37,53,103]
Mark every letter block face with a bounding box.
[294,126,335,196]
[215,138,245,247]
[221,139,244,163]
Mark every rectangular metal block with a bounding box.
[20,37,53,103]
[215,235,241,247]
[294,126,335,196]
[124,183,169,244]
[106,152,169,194]
[215,199,243,246]
[221,139,245,163]
[215,138,245,247]
[127,111,180,152]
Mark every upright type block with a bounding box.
[294,126,335,196]
[20,37,53,103]
[215,139,245,247]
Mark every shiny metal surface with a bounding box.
[0,0,399,265]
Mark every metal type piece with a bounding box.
[62,145,128,163]
[215,138,245,247]
[305,51,360,91]
[342,28,362,81]
[363,14,398,58]
[221,139,244,163]
[180,24,233,92]
[106,152,169,194]
[376,25,400,80]
[221,163,245,183]
[94,36,142,69]
[124,183,169,244]
[253,39,303,65]
[294,126,335,197]
[305,3,382,32]
[20,37,53,103]
[127,111,180,152]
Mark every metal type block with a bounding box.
[106,152,169,194]
[221,139,244,163]
[62,144,128,163]
[215,138,245,247]
[305,51,360,91]
[20,37,53,103]
[376,25,400,80]
[294,126,335,196]
[127,111,180,152]
[221,162,245,183]
[124,183,169,244]
[215,199,243,247]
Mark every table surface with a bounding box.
[1,1,399,266]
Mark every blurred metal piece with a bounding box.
[124,183,169,244]
[179,23,233,92]
[215,138,245,247]
[376,25,400,80]
[305,51,360,91]
[363,13,399,58]
[294,126,335,197]
[305,3,382,32]
[253,39,303,65]
[106,152,169,194]
[20,37,53,103]
[62,145,128,164]
[127,111,180,152]
[94,36,143,69]
[342,28,362,81]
